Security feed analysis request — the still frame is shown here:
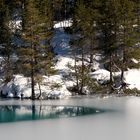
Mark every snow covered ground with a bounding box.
[124,69,140,90]
[0,24,74,99]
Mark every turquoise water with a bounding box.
[0,105,105,123]
[1,97,140,140]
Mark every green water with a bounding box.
[0,105,105,123]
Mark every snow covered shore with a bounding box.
[0,21,140,99]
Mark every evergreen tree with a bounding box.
[118,0,136,84]
[98,0,121,90]
[20,0,54,100]
[122,0,140,74]
[0,0,13,83]
[71,0,100,94]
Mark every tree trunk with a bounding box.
[109,53,113,91]
[31,60,35,100]
[74,53,79,92]
[31,41,35,100]
[121,47,126,83]
[37,82,42,99]
[79,45,84,94]
[121,19,126,85]
[89,35,94,64]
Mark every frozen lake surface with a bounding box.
[0,96,140,140]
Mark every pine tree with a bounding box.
[98,0,121,90]
[122,1,140,73]
[118,0,136,84]
[19,0,54,99]
[0,0,13,83]
[71,0,100,94]
[72,1,87,94]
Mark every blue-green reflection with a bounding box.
[0,105,105,123]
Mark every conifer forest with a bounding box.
[0,0,140,99]
[1,1,140,140]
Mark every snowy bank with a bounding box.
[0,75,71,99]
[1,21,140,99]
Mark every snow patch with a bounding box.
[0,74,71,99]
[91,69,110,83]
[124,69,140,90]
[9,20,22,32]
[54,20,73,29]
[131,58,139,64]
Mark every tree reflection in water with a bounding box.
[0,105,106,123]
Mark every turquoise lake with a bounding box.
[0,97,140,140]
